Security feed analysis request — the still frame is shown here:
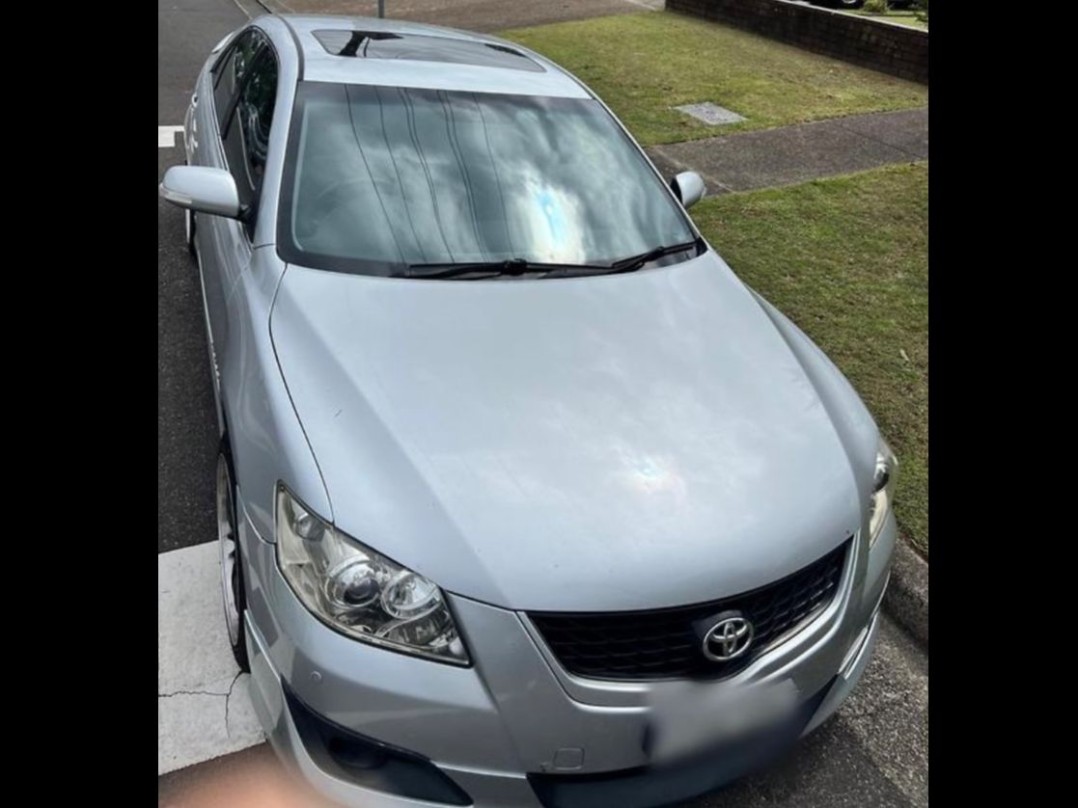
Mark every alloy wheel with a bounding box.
[217,452,242,649]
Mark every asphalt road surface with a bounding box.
[157,1,928,804]
[158,0,245,554]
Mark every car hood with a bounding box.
[270,252,866,612]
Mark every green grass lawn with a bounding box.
[689,164,928,556]
[503,12,928,146]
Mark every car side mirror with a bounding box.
[159,165,242,219]
[670,171,706,209]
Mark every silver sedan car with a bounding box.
[161,13,897,808]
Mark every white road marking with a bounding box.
[159,125,185,148]
[159,542,264,775]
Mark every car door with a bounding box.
[197,29,278,384]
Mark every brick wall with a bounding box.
[667,0,928,84]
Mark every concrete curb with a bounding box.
[883,538,928,649]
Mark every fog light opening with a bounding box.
[327,735,390,771]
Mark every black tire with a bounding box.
[217,440,250,672]
[183,156,197,258]
[186,208,197,258]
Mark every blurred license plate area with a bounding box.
[645,678,800,764]
[530,679,834,808]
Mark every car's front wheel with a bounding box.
[185,209,197,257]
[184,155,197,257]
[217,441,250,672]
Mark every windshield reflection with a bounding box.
[280,83,696,276]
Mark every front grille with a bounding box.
[529,539,850,681]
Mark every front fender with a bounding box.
[748,289,880,533]
[222,252,332,542]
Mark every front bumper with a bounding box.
[240,507,895,808]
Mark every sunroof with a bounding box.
[311,31,544,73]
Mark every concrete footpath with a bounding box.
[647,107,928,194]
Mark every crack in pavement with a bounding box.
[224,671,245,738]
[159,672,251,742]
[158,688,230,699]
[158,671,245,705]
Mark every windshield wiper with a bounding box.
[401,240,702,280]
[606,239,702,273]
[401,258,605,280]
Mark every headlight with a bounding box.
[868,437,897,545]
[275,485,469,665]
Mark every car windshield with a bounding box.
[278,82,697,276]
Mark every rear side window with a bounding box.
[212,30,263,132]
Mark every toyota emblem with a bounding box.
[702,614,754,661]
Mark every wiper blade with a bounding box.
[401,240,702,280]
[606,239,702,273]
[401,258,605,280]
[403,258,532,279]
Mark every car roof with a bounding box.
[278,15,592,99]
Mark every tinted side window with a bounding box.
[237,51,278,184]
[222,47,279,237]
[212,30,262,132]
